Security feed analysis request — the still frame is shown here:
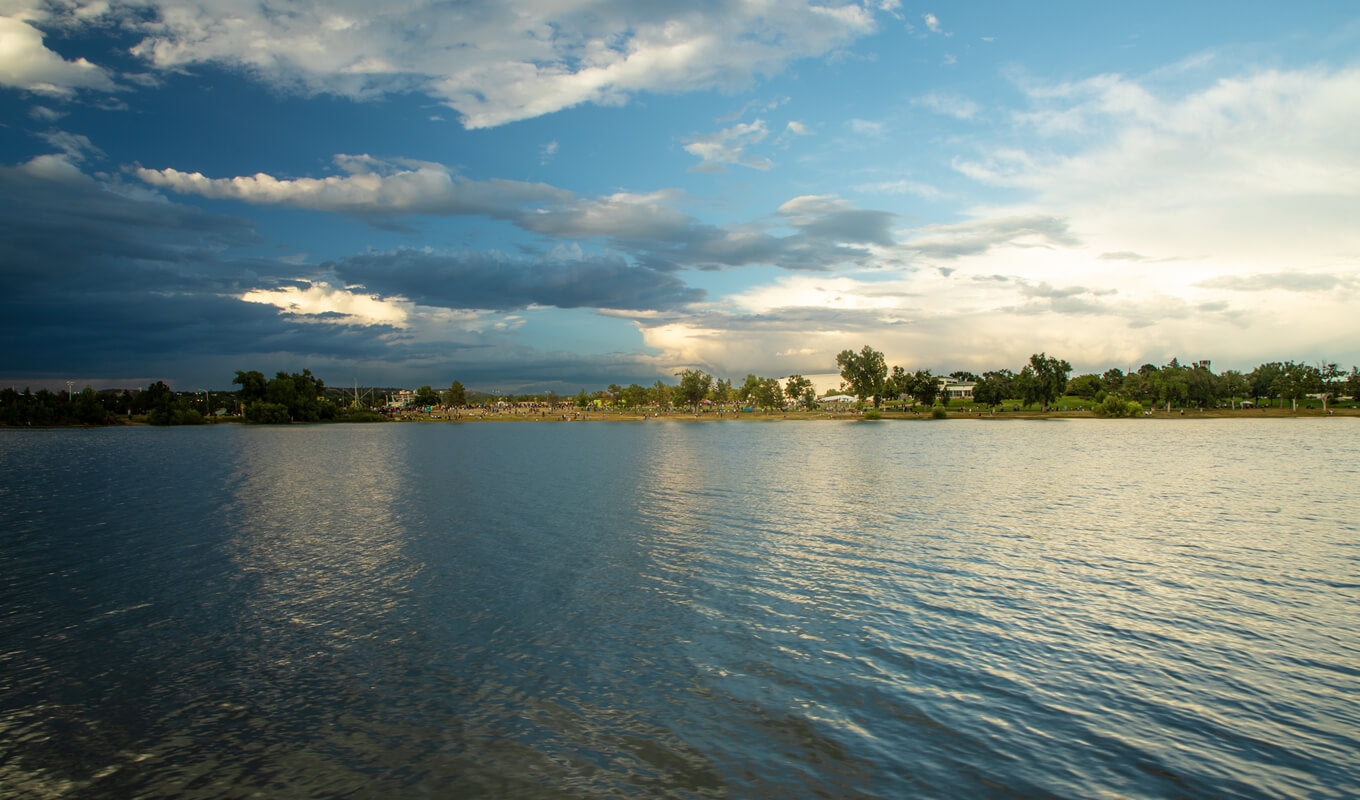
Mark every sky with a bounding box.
[2,1,1358,393]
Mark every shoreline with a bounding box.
[391,406,1360,423]
[6,406,1355,429]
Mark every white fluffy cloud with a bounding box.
[0,15,117,94]
[136,156,573,218]
[29,0,886,128]
[643,66,1360,378]
[684,119,774,172]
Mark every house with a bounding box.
[936,377,976,399]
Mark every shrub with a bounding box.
[335,408,388,423]
[863,409,882,420]
[244,401,291,424]
[1093,394,1143,418]
[931,405,948,419]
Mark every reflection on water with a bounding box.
[1,420,1358,798]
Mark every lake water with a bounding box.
[1,419,1357,799]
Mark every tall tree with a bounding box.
[413,385,442,408]
[676,369,713,412]
[1220,370,1248,408]
[1249,362,1284,405]
[1274,361,1318,411]
[233,370,267,403]
[1318,362,1341,410]
[750,377,785,410]
[836,345,888,407]
[1027,352,1072,410]
[886,365,908,401]
[785,375,815,410]
[909,369,939,407]
[972,370,1011,410]
[1067,374,1103,400]
[1015,366,1041,409]
[712,378,732,404]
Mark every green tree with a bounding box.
[971,370,1011,410]
[1318,362,1341,410]
[1067,374,1103,400]
[785,375,815,410]
[908,369,939,408]
[836,345,888,407]
[1027,352,1072,410]
[233,370,267,403]
[676,369,713,412]
[1015,366,1041,409]
[711,378,732,405]
[750,377,785,410]
[1249,362,1284,405]
[244,401,290,424]
[445,380,467,407]
[1185,362,1217,408]
[885,365,908,401]
[413,385,442,407]
[73,386,105,425]
[1154,359,1189,411]
[575,390,591,409]
[1274,361,1318,411]
[1220,370,1248,408]
[737,373,761,403]
[620,384,649,408]
[1346,367,1360,403]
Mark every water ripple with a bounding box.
[1,420,1357,798]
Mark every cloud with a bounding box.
[942,64,1360,342]
[913,91,979,119]
[0,154,417,382]
[853,178,944,199]
[901,215,1079,259]
[137,156,904,273]
[29,105,66,121]
[0,15,118,95]
[684,119,774,172]
[539,139,559,165]
[1194,272,1357,293]
[847,118,886,137]
[328,246,705,312]
[137,156,573,220]
[38,130,105,161]
[922,13,942,34]
[777,195,896,247]
[37,0,886,128]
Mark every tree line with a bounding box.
[832,346,1360,416]
[6,355,1358,427]
[0,381,211,427]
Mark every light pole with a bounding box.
[66,380,74,402]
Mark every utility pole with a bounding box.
[66,380,74,401]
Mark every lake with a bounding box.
[1,419,1357,798]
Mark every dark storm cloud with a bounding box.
[328,248,705,311]
[0,158,399,380]
[141,158,901,272]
